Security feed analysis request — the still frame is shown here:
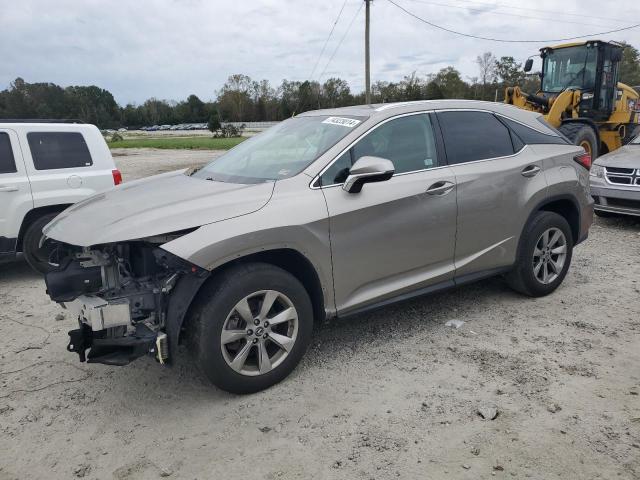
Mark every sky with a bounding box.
[1,0,639,105]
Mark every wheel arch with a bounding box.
[532,195,581,246]
[17,204,72,251]
[166,247,328,357]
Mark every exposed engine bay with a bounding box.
[45,239,208,366]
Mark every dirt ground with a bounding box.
[110,148,223,181]
[1,148,639,480]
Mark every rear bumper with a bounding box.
[577,196,594,245]
[591,184,640,217]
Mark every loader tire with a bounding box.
[558,123,598,159]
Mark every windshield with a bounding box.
[542,46,597,93]
[193,115,366,183]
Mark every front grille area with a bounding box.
[606,166,634,175]
[606,197,640,210]
[605,167,639,186]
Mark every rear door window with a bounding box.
[0,132,17,174]
[437,111,515,164]
[27,132,93,170]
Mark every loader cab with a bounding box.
[537,41,623,121]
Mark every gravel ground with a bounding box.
[111,148,223,181]
[1,149,639,480]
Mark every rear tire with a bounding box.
[506,211,573,297]
[188,262,314,394]
[22,213,59,275]
[558,123,599,159]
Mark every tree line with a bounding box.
[1,44,639,129]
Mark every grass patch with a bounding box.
[108,136,246,150]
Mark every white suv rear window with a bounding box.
[0,132,17,174]
[27,132,93,170]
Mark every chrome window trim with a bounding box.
[375,101,433,112]
[310,108,531,190]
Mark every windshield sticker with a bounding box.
[322,117,361,128]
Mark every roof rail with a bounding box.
[0,118,86,124]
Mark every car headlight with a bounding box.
[590,164,604,178]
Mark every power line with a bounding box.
[404,0,625,28]
[318,2,364,81]
[386,0,640,43]
[442,0,635,24]
[309,0,350,80]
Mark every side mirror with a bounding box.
[343,156,395,193]
[524,58,533,73]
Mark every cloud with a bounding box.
[0,0,637,104]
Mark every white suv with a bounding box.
[0,122,120,273]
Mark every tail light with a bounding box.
[112,169,123,185]
[574,152,591,171]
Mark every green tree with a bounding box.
[372,80,401,103]
[432,67,469,99]
[322,78,352,108]
[65,85,120,127]
[208,111,221,133]
[495,56,524,86]
[399,72,423,100]
[424,81,444,99]
[217,74,255,121]
[175,94,208,123]
[619,42,640,87]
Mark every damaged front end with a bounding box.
[45,238,208,366]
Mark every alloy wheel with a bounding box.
[532,227,567,285]
[220,290,299,376]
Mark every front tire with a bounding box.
[188,263,313,394]
[22,213,59,275]
[507,211,573,297]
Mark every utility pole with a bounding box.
[365,0,372,104]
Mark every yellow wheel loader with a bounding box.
[505,40,640,158]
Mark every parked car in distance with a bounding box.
[0,121,121,274]
[42,100,593,393]
[590,132,640,217]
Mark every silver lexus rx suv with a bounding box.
[42,100,594,393]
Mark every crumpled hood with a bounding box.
[594,145,640,169]
[44,170,275,246]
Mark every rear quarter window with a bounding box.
[27,132,93,170]
[500,117,569,145]
[0,132,17,174]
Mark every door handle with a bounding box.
[426,181,455,196]
[0,185,18,192]
[521,165,541,178]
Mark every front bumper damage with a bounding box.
[65,296,167,365]
[45,240,208,366]
[67,321,164,366]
